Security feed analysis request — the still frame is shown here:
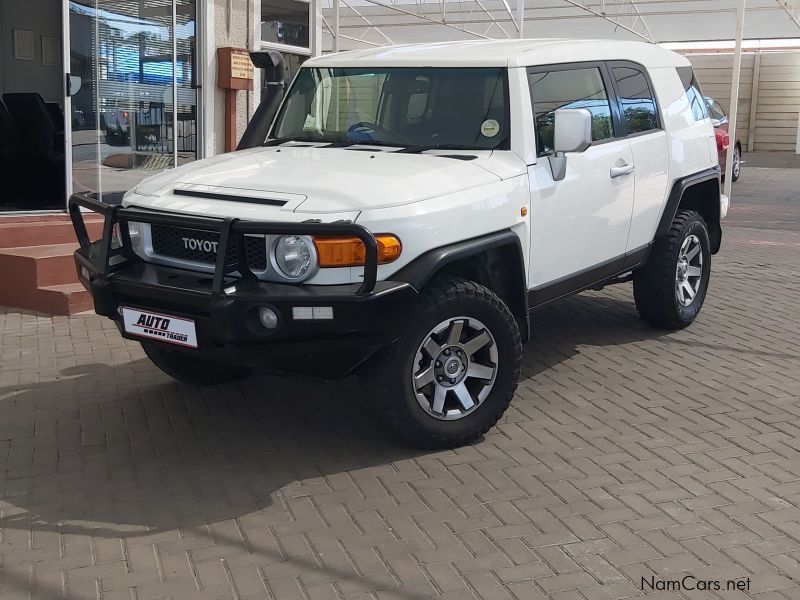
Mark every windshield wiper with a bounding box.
[263,136,323,146]
[398,138,509,154]
[324,140,403,149]
[397,143,481,154]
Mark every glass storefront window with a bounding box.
[68,0,198,203]
[261,0,310,49]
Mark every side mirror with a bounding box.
[549,108,592,181]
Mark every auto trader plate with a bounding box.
[121,307,198,349]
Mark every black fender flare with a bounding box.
[657,167,722,253]
[391,230,530,341]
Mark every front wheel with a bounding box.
[364,277,522,449]
[142,342,250,385]
[633,209,711,330]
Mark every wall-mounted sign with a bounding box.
[217,48,256,153]
[218,47,254,91]
[230,52,254,80]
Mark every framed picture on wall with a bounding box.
[13,29,35,61]
[42,37,61,67]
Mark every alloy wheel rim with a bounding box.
[733,148,741,178]
[412,317,498,420]
[675,234,703,307]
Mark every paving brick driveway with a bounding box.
[1,164,799,599]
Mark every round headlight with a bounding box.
[273,235,315,280]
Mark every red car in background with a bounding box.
[706,96,741,182]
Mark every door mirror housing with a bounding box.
[548,108,593,181]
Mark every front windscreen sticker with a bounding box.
[480,119,500,138]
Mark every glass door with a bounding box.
[65,0,197,204]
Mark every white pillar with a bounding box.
[796,112,800,155]
[333,0,340,52]
[723,0,745,200]
[516,0,525,39]
[312,0,323,57]
[747,51,760,153]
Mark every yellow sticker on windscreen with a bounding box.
[480,119,500,138]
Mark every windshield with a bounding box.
[270,67,510,150]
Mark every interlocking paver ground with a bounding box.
[1,158,799,599]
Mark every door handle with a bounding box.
[610,162,634,178]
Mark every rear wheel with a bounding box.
[142,342,249,385]
[731,144,741,182]
[633,209,711,330]
[364,277,521,449]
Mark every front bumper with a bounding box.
[69,193,418,378]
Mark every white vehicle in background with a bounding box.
[71,39,725,448]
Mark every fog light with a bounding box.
[292,306,334,320]
[258,306,279,329]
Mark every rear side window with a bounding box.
[528,67,615,157]
[677,66,708,121]
[612,66,659,134]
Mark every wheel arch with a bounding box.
[391,230,530,342]
[657,168,722,254]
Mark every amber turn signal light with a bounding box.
[314,234,402,267]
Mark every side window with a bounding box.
[612,66,659,134]
[677,66,708,122]
[528,67,614,157]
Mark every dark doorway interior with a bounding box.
[0,0,66,211]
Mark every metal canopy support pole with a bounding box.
[333,0,340,52]
[724,0,745,200]
[516,0,525,38]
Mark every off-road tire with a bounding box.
[142,342,250,385]
[363,277,522,449]
[633,209,711,330]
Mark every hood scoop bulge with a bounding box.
[173,188,288,207]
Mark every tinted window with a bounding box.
[677,66,708,121]
[261,0,310,48]
[528,67,614,157]
[612,66,659,134]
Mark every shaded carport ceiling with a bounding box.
[320,0,800,50]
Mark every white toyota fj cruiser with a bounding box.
[71,39,727,448]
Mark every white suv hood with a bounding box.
[129,145,515,216]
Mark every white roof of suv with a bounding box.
[306,39,689,70]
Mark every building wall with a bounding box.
[0,0,62,101]
[205,0,260,156]
[756,53,800,153]
[688,51,800,153]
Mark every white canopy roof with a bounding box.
[320,0,800,51]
